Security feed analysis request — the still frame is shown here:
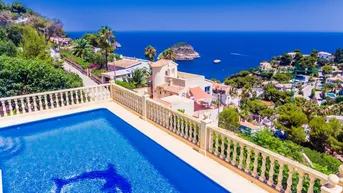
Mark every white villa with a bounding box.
[151,59,213,102]
[318,51,333,60]
[212,82,241,106]
[275,83,293,91]
[101,57,150,83]
[326,75,343,84]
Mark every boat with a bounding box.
[214,59,221,64]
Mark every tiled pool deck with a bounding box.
[0,101,267,193]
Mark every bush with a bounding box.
[242,130,341,174]
[91,68,106,78]
[115,80,135,90]
[61,50,91,69]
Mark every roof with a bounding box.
[150,59,176,68]
[318,51,332,56]
[160,95,194,106]
[108,59,141,69]
[189,86,215,101]
[239,121,260,130]
[157,83,184,94]
[276,83,293,89]
[259,100,275,106]
[212,82,231,93]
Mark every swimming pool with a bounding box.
[326,93,336,99]
[0,108,229,193]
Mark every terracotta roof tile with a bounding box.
[108,59,141,69]
[150,59,174,68]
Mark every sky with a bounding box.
[3,0,343,32]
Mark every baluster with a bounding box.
[267,158,276,186]
[75,90,79,104]
[184,119,189,138]
[252,150,259,177]
[38,95,42,111]
[296,170,304,193]
[172,114,177,132]
[214,132,219,156]
[208,130,213,153]
[11,99,16,115]
[70,90,75,105]
[44,94,48,109]
[238,144,245,169]
[259,154,267,181]
[285,166,294,193]
[307,175,315,193]
[91,87,95,101]
[225,138,231,162]
[168,111,173,130]
[220,136,225,159]
[80,89,84,103]
[276,163,285,191]
[231,141,237,165]
[196,124,200,146]
[1,100,6,117]
[180,117,184,136]
[176,115,181,134]
[27,97,32,112]
[33,96,38,111]
[162,108,167,128]
[188,122,194,141]
[15,99,19,114]
[60,92,64,107]
[245,147,251,173]
[20,98,24,113]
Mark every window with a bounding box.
[205,86,211,94]
[165,71,168,76]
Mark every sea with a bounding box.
[68,31,343,81]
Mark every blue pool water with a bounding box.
[326,93,336,99]
[0,109,229,193]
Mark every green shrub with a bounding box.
[115,80,135,90]
[241,130,341,174]
[61,50,91,69]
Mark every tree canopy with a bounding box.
[219,107,240,132]
[0,56,83,97]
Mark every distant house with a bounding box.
[275,83,293,91]
[239,121,262,135]
[50,37,71,46]
[151,59,213,101]
[260,61,272,70]
[287,52,297,59]
[101,57,150,83]
[159,95,195,116]
[326,75,343,84]
[211,82,241,106]
[318,51,333,60]
[259,100,275,109]
[325,115,343,123]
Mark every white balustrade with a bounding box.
[0,84,110,118]
[207,126,329,193]
[2,82,342,193]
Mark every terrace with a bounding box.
[0,83,342,193]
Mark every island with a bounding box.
[170,42,200,60]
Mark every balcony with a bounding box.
[0,83,342,193]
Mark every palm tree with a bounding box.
[124,68,150,88]
[97,26,115,70]
[72,38,92,59]
[144,45,156,62]
[158,48,176,61]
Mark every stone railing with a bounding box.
[146,98,201,147]
[0,84,110,118]
[110,82,343,193]
[1,82,342,193]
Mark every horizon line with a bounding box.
[65,30,343,33]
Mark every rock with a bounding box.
[170,42,200,60]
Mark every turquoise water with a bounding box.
[0,109,228,193]
[326,93,336,98]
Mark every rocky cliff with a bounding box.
[170,42,200,60]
